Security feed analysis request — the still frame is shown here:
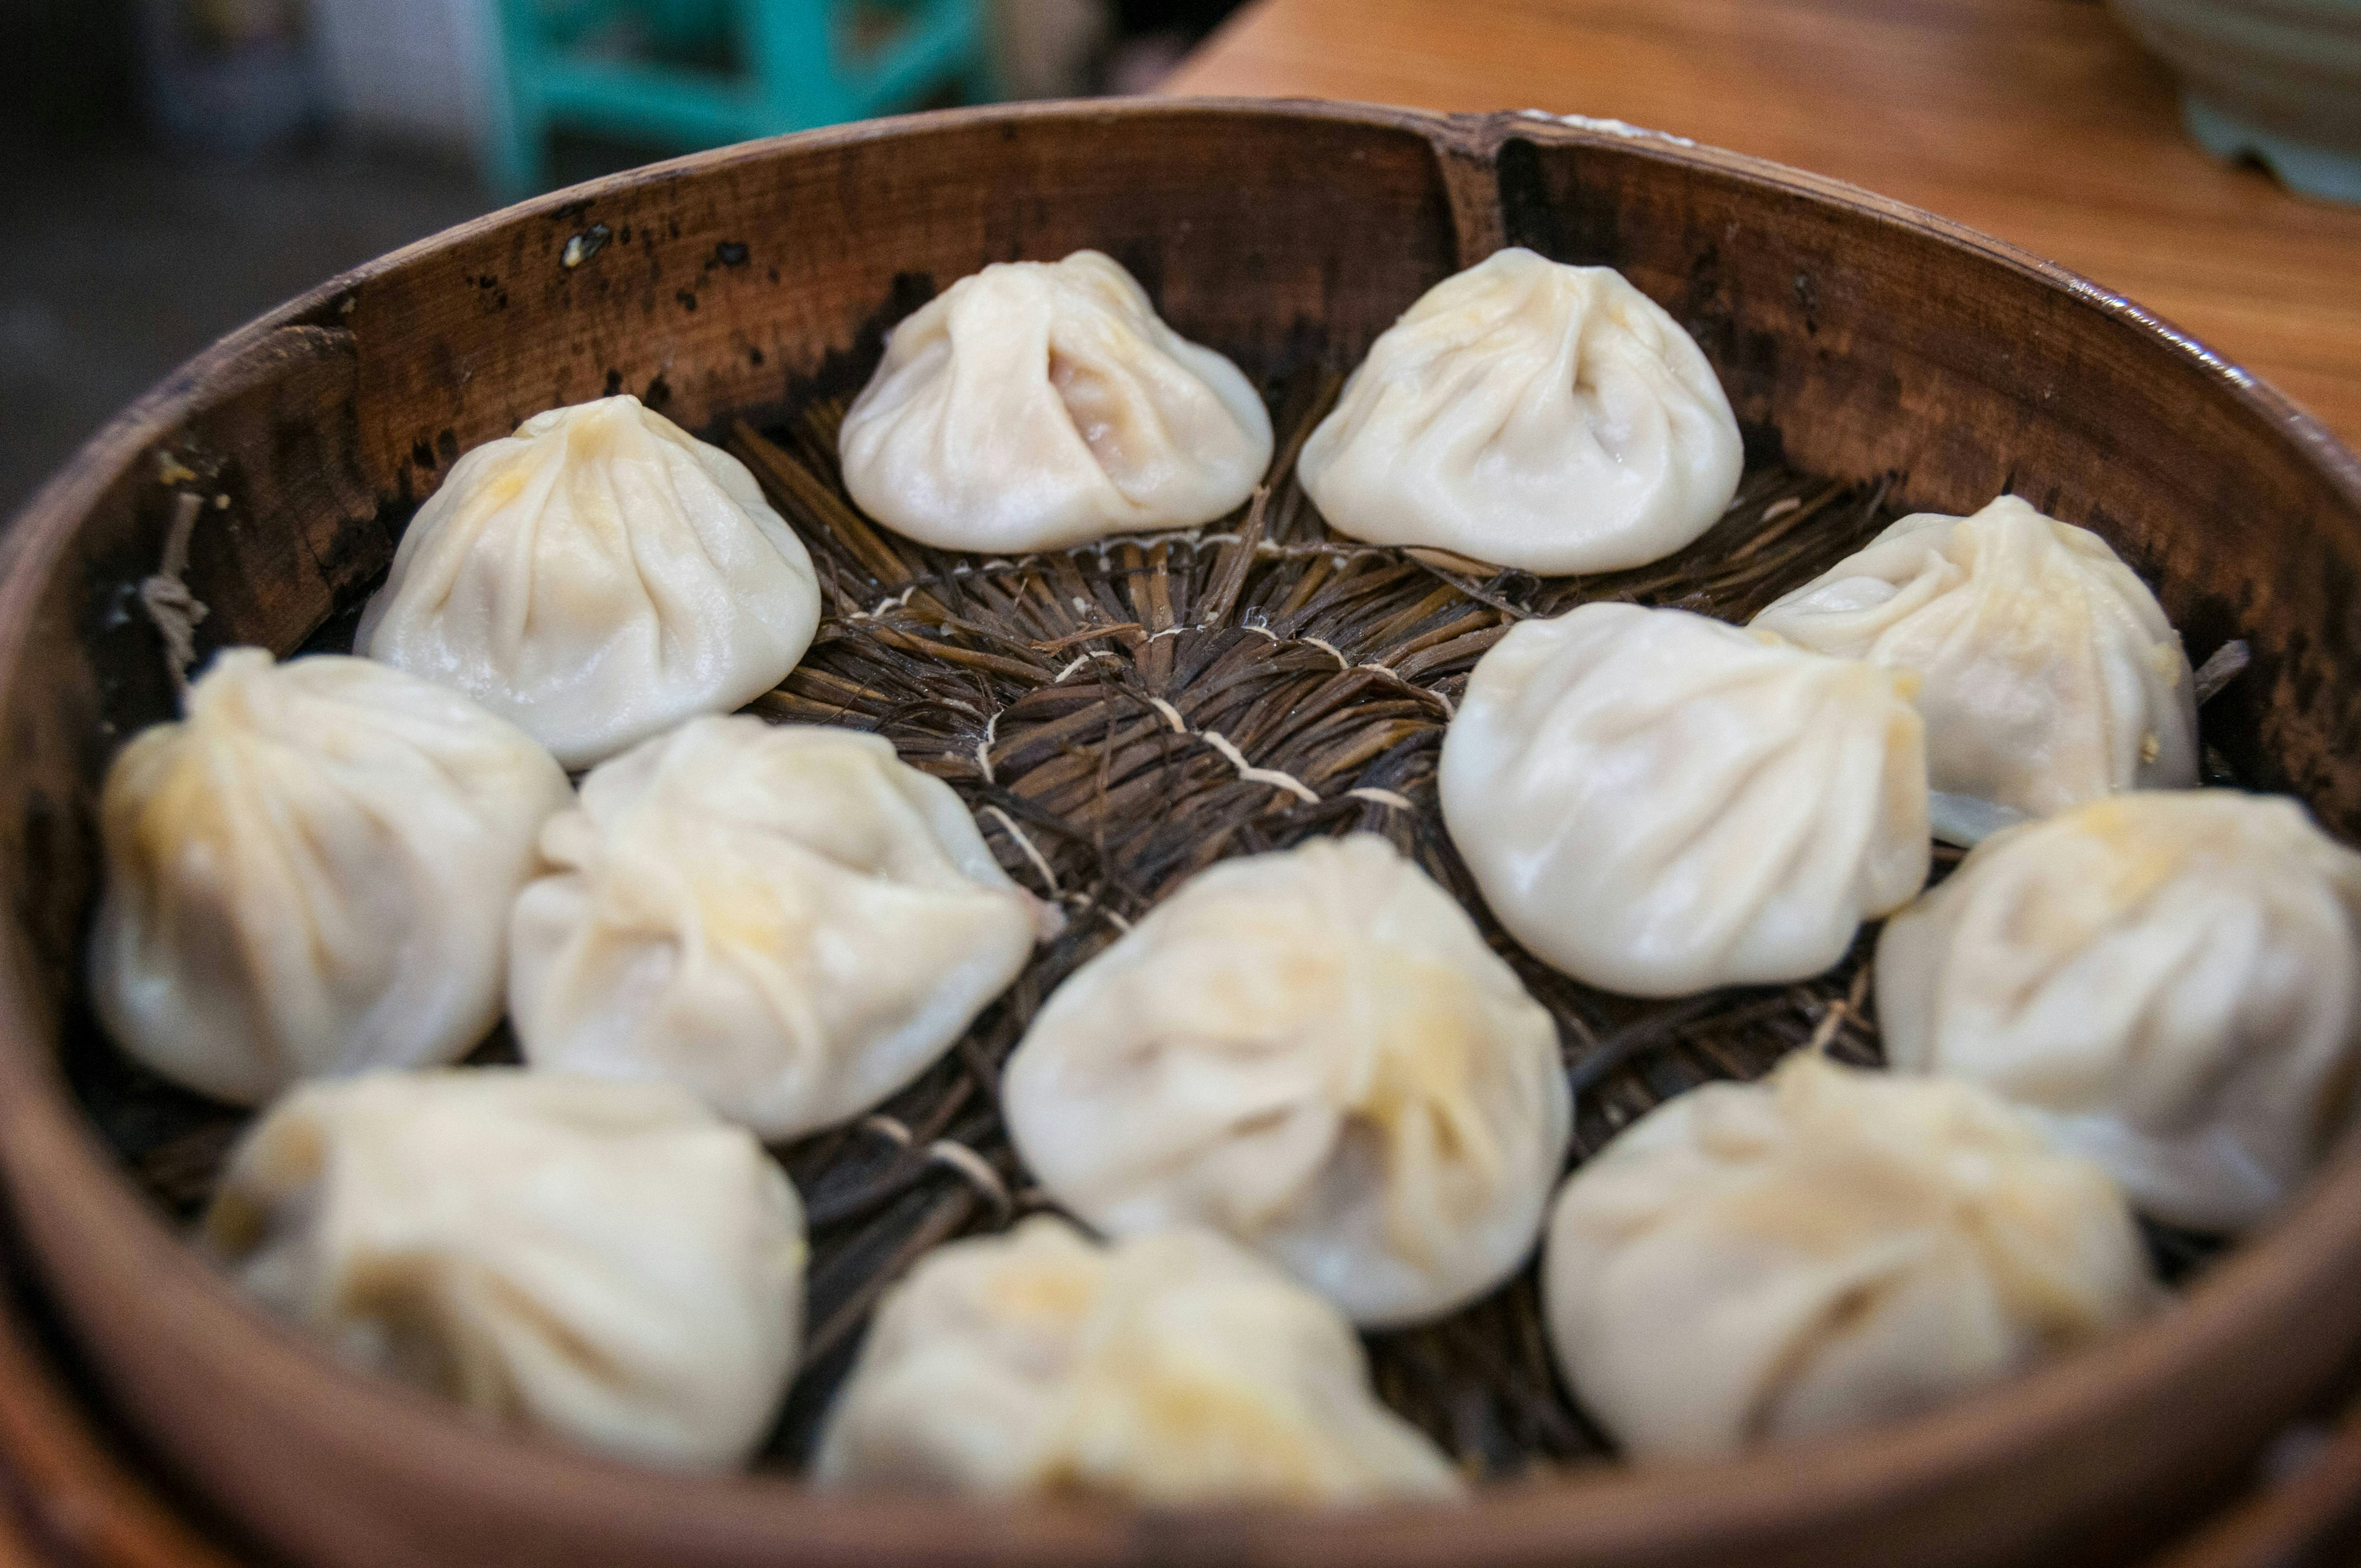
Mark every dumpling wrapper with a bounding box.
[1299,247,1742,576]
[1752,494,2197,843]
[813,1216,1461,1503]
[89,649,571,1105]
[1879,791,2361,1232]
[1003,834,1570,1327]
[1543,1051,2157,1460]
[205,1070,806,1470]
[1441,602,1929,997]
[510,716,1055,1141]
[357,395,821,769]
[837,250,1274,552]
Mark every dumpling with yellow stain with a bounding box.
[838,250,1274,552]
[1542,1051,2158,1459]
[1878,791,2361,1232]
[1751,494,2197,843]
[508,716,1058,1139]
[358,396,821,769]
[1002,834,1570,1326]
[90,649,571,1104]
[208,1070,807,1471]
[1440,602,1930,998]
[813,1216,1462,1502]
[1299,247,1743,575]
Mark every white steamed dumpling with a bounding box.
[1299,247,1742,576]
[813,1216,1461,1503]
[205,1070,806,1470]
[510,716,1054,1140]
[1878,791,2361,1232]
[1542,1051,2157,1459]
[89,649,571,1105]
[1002,834,1570,1327]
[1440,602,1929,997]
[357,395,821,769]
[1752,494,2197,843]
[837,249,1274,552]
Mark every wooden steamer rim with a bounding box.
[1,98,2359,1568]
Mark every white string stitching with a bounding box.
[1141,697,1414,810]
[1196,728,1323,803]
[846,585,919,620]
[1053,649,1123,683]
[1374,668,1455,718]
[833,577,1452,719]
[1252,540,1400,563]
[981,804,1059,896]
[1217,620,1455,716]
[928,1141,1011,1216]
[973,710,999,783]
[809,530,1264,604]
[1301,636,1349,667]
[829,554,1447,814]
[1762,496,1803,522]
[860,1114,913,1147]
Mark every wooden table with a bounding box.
[1163,0,2361,449]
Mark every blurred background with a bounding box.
[0,0,1247,517]
[2,0,2355,521]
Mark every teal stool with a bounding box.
[484,0,997,198]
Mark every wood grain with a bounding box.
[1163,0,2361,448]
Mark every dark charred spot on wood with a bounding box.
[787,272,938,410]
[548,198,593,223]
[603,368,624,397]
[617,224,631,245]
[433,429,459,467]
[767,266,781,285]
[409,438,436,472]
[748,346,765,367]
[1495,138,1562,259]
[642,372,673,411]
[711,241,750,270]
[1793,271,1819,335]
[675,290,699,313]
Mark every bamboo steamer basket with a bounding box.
[2,100,2361,1568]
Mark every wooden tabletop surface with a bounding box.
[1163,0,2361,450]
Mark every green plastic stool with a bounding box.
[484,0,996,197]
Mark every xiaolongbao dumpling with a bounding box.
[1299,247,1742,575]
[837,250,1274,552]
[357,395,821,769]
[1752,495,2197,843]
[1003,834,1568,1327]
[1542,1051,2156,1459]
[1878,791,2361,1232]
[1440,603,1928,997]
[510,716,1054,1140]
[205,1070,805,1470]
[814,1216,1460,1503]
[89,649,570,1105]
